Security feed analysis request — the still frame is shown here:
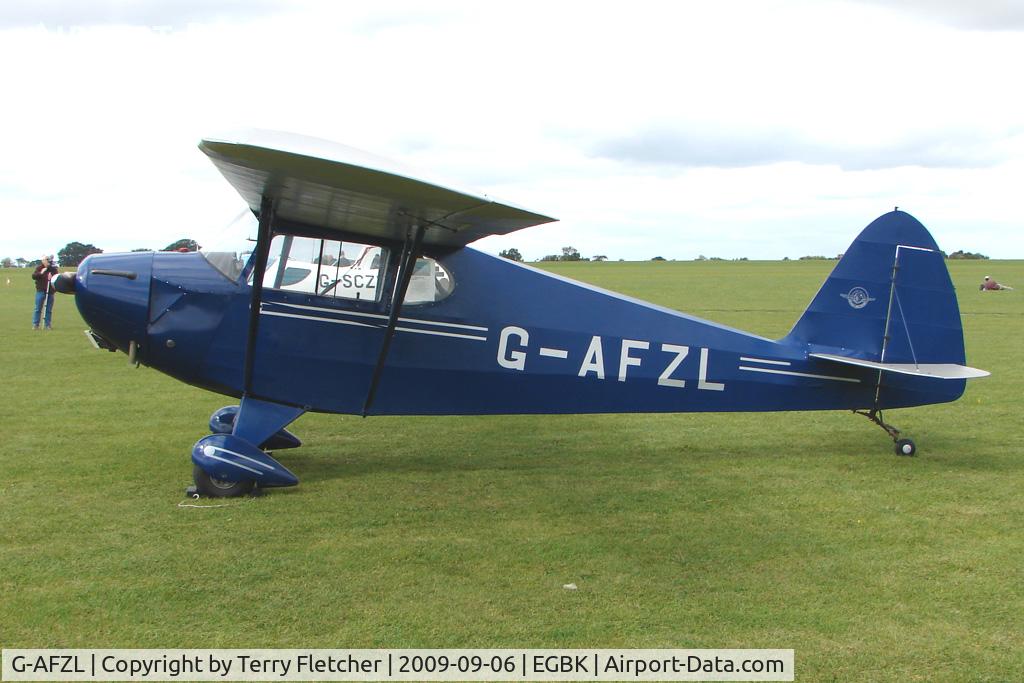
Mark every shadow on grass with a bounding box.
[264,409,939,489]
[274,444,577,486]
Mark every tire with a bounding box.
[192,464,256,498]
[894,438,916,457]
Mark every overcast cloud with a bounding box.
[1,0,1021,263]
[0,0,294,29]
[850,0,1024,31]
[592,126,1022,171]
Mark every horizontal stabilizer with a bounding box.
[200,130,557,247]
[811,353,989,380]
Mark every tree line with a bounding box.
[501,247,610,263]
[497,247,991,263]
[2,239,201,268]
[2,241,993,269]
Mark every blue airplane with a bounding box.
[52,131,988,497]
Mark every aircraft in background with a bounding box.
[52,131,988,497]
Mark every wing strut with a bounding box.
[243,196,275,395]
[360,223,426,416]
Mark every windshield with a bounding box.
[200,211,258,281]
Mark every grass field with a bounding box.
[1,258,1022,681]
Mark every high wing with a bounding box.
[200,130,557,247]
[811,353,990,380]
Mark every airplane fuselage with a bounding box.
[74,245,962,420]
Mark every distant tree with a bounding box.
[651,256,666,261]
[16,258,28,267]
[799,255,829,260]
[561,246,582,262]
[782,256,790,261]
[58,241,103,267]
[131,248,153,252]
[1,257,13,268]
[592,255,608,262]
[947,250,989,260]
[499,248,523,262]
[163,238,200,252]
[537,247,589,262]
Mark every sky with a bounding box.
[1,0,1022,263]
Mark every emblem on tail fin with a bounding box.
[841,286,875,309]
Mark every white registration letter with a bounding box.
[658,343,689,388]
[698,347,725,391]
[578,336,606,379]
[498,326,529,371]
[618,339,649,382]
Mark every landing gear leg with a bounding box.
[854,409,916,456]
[189,397,306,497]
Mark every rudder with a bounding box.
[784,210,966,367]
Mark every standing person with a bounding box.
[32,255,58,329]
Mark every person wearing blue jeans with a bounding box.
[32,255,58,330]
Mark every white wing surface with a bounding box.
[200,130,556,248]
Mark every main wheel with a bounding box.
[894,438,916,457]
[192,464,256,498]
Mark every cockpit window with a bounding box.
[255,235,387,303]
[219,227,453,305]
[404,257,455,305]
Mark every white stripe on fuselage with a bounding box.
[738,365,860,383]
[267,301,488,331]
[259,302,488,341]
[261,309,376,328]
[739,356,791,366]
[393,326,487,341]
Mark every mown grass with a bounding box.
[1,258,1021,681]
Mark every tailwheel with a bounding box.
[894,439,916,457]
[192,464,256,498]
[854,409,917,456]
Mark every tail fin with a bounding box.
[784,210,967,367]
